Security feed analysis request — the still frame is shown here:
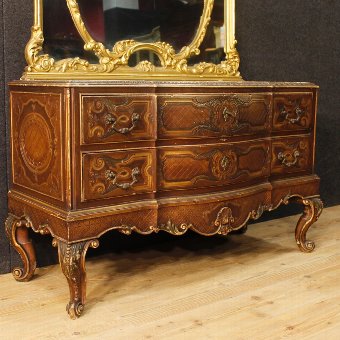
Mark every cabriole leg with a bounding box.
[292,197,323,252]
[53,238,99,319]
[5,214,37,282]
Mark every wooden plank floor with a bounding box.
[0,205,339,339]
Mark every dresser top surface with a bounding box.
[9,80,318,89]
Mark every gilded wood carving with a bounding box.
[22,0,241,80]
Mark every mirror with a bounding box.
[188,0,225,65]
[23,0,241,80]
[79,0,204,54]
[43,0,90,61]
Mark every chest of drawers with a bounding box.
[5,80,323,319]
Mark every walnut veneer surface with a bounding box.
[5,80,323,319]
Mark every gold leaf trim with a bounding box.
[23,0,241,79]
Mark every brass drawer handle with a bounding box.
[105,167,140,190]
[105,112,141,135]
[278,150,300,167]
[280,105,304,124]
[222,107,238,122]
[220,156,230,171]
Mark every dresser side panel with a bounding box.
[9,86,68,208]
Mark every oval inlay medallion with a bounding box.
[19,112,53,175]
[211,150,238,180]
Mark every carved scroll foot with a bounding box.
[290,196,323,252]
[5,214,37,282]
[53,239,99,319]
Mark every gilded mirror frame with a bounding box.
[23,0,241,80]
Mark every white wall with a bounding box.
[103,0,139,11]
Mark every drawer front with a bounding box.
[82,149,155,201]
[158,140,270,191]
[158,94,272,139]
[271,136,312,176]
[81,95,156,145]
[273,93,314,132]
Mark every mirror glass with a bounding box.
[42,0,228,68]
[188,0,225,65]
[78,0,204,53]
[43,0,94,61]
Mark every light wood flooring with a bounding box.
[0,205,339,339]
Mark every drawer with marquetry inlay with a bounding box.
[273,92,314,132]
[158,93,272,140]
[271,135,313,177]
[80,94,157,145]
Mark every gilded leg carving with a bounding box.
[292,197,323,252]
[53,238,99,319]
[5,214,37,282]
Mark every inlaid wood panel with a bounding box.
[273,93,314,132]
[82,149,155,201]
[271,135,312,176]
[81,95,156,145]
[158,94,272,139]
[10,91,64,201]
[158,140,270,191]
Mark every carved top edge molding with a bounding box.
[11,80,319,88]
[22,0,241,81]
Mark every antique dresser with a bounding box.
[6,0,323,319]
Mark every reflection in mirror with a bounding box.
[43,0,95,61]
[78,0,204,52]
[188,0,225,65]
[128,51,162,67]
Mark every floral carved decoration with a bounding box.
[191,95,251,135]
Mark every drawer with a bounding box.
[273,93,314,132]
[271,136,312,176]
[81,95,156,145]
[82,149,155,201]
[158,140,270,191]
[158,93,272,139]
